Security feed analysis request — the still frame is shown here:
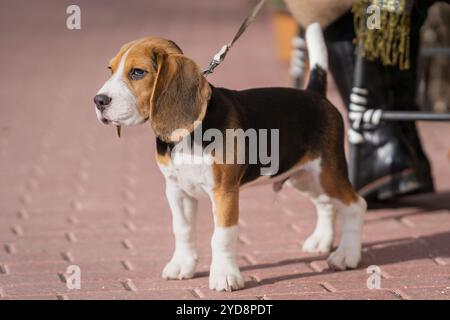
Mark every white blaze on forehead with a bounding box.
[98,49,130,95]
[96,48,145,126]
[111,49,130,82]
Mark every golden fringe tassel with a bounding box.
[352,0,413,70]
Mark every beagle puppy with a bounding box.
[94,23,367,292]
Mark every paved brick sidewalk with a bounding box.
[0,0,449,300]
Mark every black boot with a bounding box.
[323,11,435,201]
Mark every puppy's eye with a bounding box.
[129,68,147,80]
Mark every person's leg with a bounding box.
[323,11,434,201]
[390,37,435,193]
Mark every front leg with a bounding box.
[209,189,244,291]
[162,181,198,280]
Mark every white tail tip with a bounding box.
[305,23,328,71]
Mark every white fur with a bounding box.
[159,145,215,199]
[287,158,366,268]
[302,196,336,253]
[305,23,328,71]
[158,147,213,279]
[161,180,199,280]
[96,49,145,126]
[287,158,335,253]
[158,145,212,281]
[209,226,244,291]
[327,196,366,270]
[158,144,244,291]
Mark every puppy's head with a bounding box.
[94,37,211,142]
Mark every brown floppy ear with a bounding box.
[150,51,211,142]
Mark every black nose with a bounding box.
[94,94,111,111]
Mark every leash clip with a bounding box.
[203,45,230,76]
[202,0,266,76]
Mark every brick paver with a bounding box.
[0,0,449,300]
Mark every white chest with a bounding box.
[158,151,215,199]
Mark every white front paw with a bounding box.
[302,232,333,253]
[162,252,198,280]
[209,260,244,292]
[327,242,361,270]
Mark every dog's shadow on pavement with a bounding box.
[195,255,334,286]
[230,231,450,289]
[198,191,450,289]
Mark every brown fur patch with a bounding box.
[320,167,358,205]
[212,163,242,228]
[155,151,171,166]
[318,105,358,205]
[297,152,320,167]
[212,188,239,227]
[150,52,211,142]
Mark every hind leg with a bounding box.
[319,160,367,270]
[327,196,366,270]
[288,161,336,254]
[289,158,367,269]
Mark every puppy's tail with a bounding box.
[305,23,328,96]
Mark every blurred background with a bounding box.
[0,0,449,300]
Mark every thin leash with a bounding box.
[202,0,266,76]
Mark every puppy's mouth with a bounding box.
[99,116,149,139]
[100,117,120,126]
[96,111,111,125]
[98,117,121,138]
[98,117,122,138]
[100,117,111,125]
[99,114,149,126]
